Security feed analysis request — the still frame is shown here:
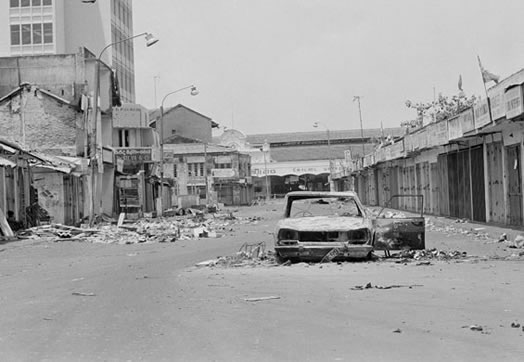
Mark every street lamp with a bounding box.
[262,140,270,202]
[90,32,159,224]
[159,85,199,215]
[353,96,366,157]
[313,121,333,191]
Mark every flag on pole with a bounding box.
[477,56,500,84]
[458,74,463,91]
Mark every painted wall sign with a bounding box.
[459,108,475,133]
[251,159,342,177]
[113,104,149,128]
[489,88,505,121]
[505,85,524,119]
[448,116,462,140]
[474,99,491,128]
[433,120,449,145]
[114,148,152,162]
[211,168,236,178]
[389,140,405,159]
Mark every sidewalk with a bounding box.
[367,204,524,259]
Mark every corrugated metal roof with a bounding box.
[246,127,405,145]
[163,143,236,155]
[0,156,16,167]
[269,143,377,162]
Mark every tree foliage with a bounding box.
[405,92,477,124]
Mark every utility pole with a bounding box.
[353,96,365,157]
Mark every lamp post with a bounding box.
[159,85,199,215]
[353,96,366,157]
[90,32,158,225]
[313,121,333,191]
[262,140,270,201]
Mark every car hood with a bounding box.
[277,216,369,231]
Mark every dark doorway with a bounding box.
[506,144,522,226]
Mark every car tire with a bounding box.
[275,253,289,265]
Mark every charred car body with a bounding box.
[274,191,425,262]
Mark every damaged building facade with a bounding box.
[0,48,118,225]
[352,67,524,227]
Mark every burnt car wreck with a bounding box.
[274,191,425,263]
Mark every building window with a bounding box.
[188,163,204,177]
[10,25,20,45]
[21,0,30,6]
[10,0,19,7]
[43,0,52,5]
[173,164,177,178]
[119,129,130,147]
[32,23,42,44]
[22,24,32,45]
[43,23,53,43]
[32,0,41,5]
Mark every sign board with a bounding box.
[403,134,413,153]
[114,148,152,162]
[490,88,505,121]
[434,120,448,145]
[390,140,404,159]
[448,116,462,140]
[112,104,149,128]
[363,154,374,168]
[384,145,392,160]
[375,148,385,163]
[474,99,491,129]
[458,108,475,133]
[102,148,113,164]
[116,158,124,173]
[251,159,342,177]
[211,168,236,178]
[505,85,524,119]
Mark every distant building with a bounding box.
[163,143,253,206]
[215,127,406,196]
[0,0,136,102]
[150,104,219,144]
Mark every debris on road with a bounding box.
[510,322,521,328]
[389,248,469,262]
[244,296,281,302]
[465,324,484,332]
[509,234,524,248]
[196,242,275,267]
[350,283,423,290]
[17,211,263,245]
[392,328,402,333]
[72,292,96,297]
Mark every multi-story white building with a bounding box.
[0,0,136,102]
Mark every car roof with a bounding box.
[285,191,358,198]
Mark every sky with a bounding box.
[133,0,524,135]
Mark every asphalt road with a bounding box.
[1,201,524,361]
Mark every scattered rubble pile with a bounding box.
[17,211,263,245]
[196,241,277,267]
[425,218,491,240]
[389,248,470,261]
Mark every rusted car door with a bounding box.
[372,195,425,250]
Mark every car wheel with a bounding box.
[275,253,289,265]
